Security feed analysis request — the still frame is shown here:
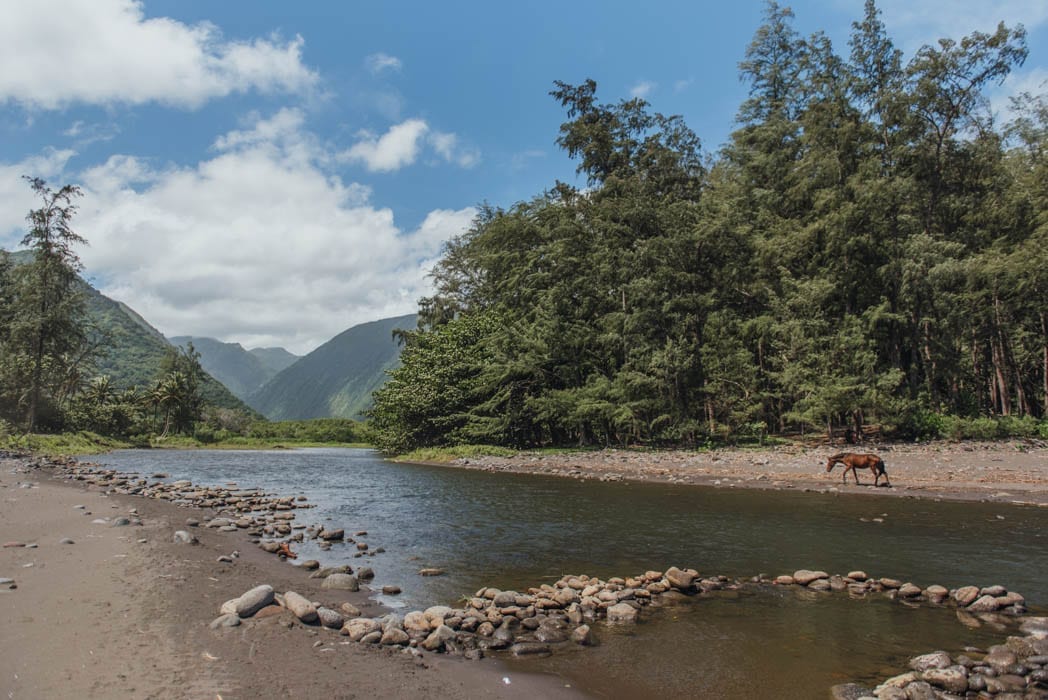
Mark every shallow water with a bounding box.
[90,447,1048,698]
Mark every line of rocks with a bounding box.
[833,617,1048,699]
[769,569,1028,615]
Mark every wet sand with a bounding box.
[438,440,1048,506]
[0,457,585,699]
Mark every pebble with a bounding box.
[59,538,74,545]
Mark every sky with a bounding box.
[1,0,1045,355]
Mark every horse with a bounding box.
[826,452,891,487]
[276,542,297,559]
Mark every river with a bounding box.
[89,447,1048,698]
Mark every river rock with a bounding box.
[382,585,401,595]
[111,517,131,527]
[571,624,594,645]
[983,645,1017,669]
[380,628,409,646]
[664,566,695,590]
[319,528,344,541]
[59,538,74,545]
[979,584,1007,597]
[510,642,551,657]
[360,630,382,644]
[967,595,1001,612]
[899,680,935,700]
[283,591,318,623]
[260,541,282,553]
[322,573,359,591]
[356,567,375,581]
[807,578,831,592]
[209,613,241,629]
[403,611,430,637]
[172,530,196,544]
[418,568,445,576]
[921,666,968,693]
[829,682,874,700]
[606,603,638,623]
[317,607,344,629]
[493,590,519,608]
[775,575,795,585]
[299,559,320,571]
[235,584,275,618]
[341,602,362,618]
[910,651,952,671]
[898,583,922,598]
[424,605,454,628]
[846,571,868,581]
[421,625,456,652]
[793,570,828,586]
[953,586,980,606]
[341,617,381,641]
[1020,617,1048,637]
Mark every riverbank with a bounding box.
[0,456,584,699]
[419,440,1048,506]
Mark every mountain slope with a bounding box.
[169,336,289,402]
[250,347,299,375]
[248,313,416,420]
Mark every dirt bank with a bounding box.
[437,440,1048,506]
[0,457,585,699]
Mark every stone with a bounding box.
[793,570,829,586]
[910,651,952,671]
[359,630,382,644]
[341,617,382,641]
[898,583,922,598]
[1020,617,1048,637]
[808,578,832,592]
[356,567,375,581]
[235,585,275,618]
[322,573,359,591]
[775,575,795,585]
[846,571,868,581]
[967,595,1001,612]
[299,560,320,570]
[606,603,638,623]
[340,602,362,618]
[403,611,430,637]
[664,566,695,590]
[319,528,344,541]
[220,598,239,615]
[380,628,409,646]
[921,666,968,693]
[173,530,196,545]
[110,517,131,527]
[571,624,595,645]
[829,683,874,700]
[879,578,903,589]
[510,642,551,656]
[421,625,456,652]
[418,568,445,576]
[952,586,980,606]
[983,646,1018,669]
[59,538,75,545]
[283,591,318,623]
[316,607,344,629]
[901,681,936,700]
[381,585,401,595]
[979,584,1007,597]
[209,614,241,629]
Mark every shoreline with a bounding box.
[4,443,1047,698]
[0,456,585,699]
[407,440,1048,506]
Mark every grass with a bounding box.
[394,444,519,463]
[0,431,131,457]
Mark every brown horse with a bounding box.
[826,452,891,487]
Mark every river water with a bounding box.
[89,447,1048,698]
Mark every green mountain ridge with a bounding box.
[248,313,416,420]
[169,336,297,402]
[249,347,299,375]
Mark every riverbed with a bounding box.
[88,447,1048,697]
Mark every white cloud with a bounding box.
[0,148,77,241]
[0,0,318,109]
[365,52,403,74]
[674,79,693,93]
[874,0,1048,53]
[630,81,657,99]
[2,114,474,353]
[341,119,430,172]
[429,131,481,168]
[991,67,1048,119]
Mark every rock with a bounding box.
[829,682,874,700]
[924,584,948,599]
[110,517,131,527]
[403,611,431,637]
[2,542,26,548]
[380,628,409,646]
[510,642,551,656]
[340,602,362,618]
[220,598,239,615]
[983,645,1017,669]
[664,566,696,590]
[216,555,234,563]
[793,570,829,586]
[421,625,456,652]
[260,541,282,553]
[952,586,980,606]
[846,571,868,581]
[341,617,382,641]
[424,606,454,628]
[900,680,936,700]
[606,603,638,623]
[59,538,75,545]
[360,630,382,644]
[418,568,445,577]
[910,651,952,671]
[319,528,344,541]
[322,573,359,591]
[775,575,796,585]
[979,584,1007,597]
[967,595,1000,612]
[356,567,375,581]
[1020,617,1048,637]
[381,585,401,595]
[571,624,595,645]
[921,666,968,693]
[173,530,197,545]
[898,583,922,598]
[807,578,831,592]
[878,578,902,589]
[316,607,344,629]
[235,584,275,618]
[283,591,318,623]
[209,613,241,629]
[299,560,320,570]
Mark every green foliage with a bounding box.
[395,444,518,463]
[247,418,363,443]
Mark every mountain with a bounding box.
[248,313,416,420]
[249,347,299,375]
[169,336,298,402]
[6,249,251,413]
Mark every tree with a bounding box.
[7,178,93,431]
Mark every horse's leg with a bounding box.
[851,465,860,485]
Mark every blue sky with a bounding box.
[1,0,1045,354]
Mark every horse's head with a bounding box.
[825,456,837,472]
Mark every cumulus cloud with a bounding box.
[429,131,481,168]
[1,114,474,353]
[0,148,77,240]
[0,0,318,109]
[629,81,656,99]
[341,118,430,173]
[365,52,403,74]
[875,0,1048,52]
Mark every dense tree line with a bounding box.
[371,1,1047,453]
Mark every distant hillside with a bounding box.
[249,347,299,375]
[248,313,416,420]
[169,336,296,402]
[6,249,251,413]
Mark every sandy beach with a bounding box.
[2,440,1046,699]
[0,456,584,700]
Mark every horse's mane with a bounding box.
[827,452,848,462]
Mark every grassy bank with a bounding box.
[392,444,520,463]
[0,431,132,456]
